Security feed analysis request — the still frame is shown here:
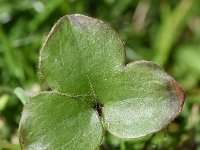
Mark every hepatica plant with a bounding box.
[19,14,185,149]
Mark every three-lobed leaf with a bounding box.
[19,14,185,149]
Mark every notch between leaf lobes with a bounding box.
[93,102,104,118]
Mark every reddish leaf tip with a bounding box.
[172,79,185,108]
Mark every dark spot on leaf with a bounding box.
[46,87,52,91]
[93,102,103,117]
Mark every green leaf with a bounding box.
[19,14,185,149]
[14,87,28,105]
[19,92,103,149]
[100,62,184,138]
[39,14,125,95]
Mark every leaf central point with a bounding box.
[93,102,104,118]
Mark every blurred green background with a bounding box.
[0,0,200,149]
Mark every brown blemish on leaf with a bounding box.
[19,129,27,150]
[172,79,185,109]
